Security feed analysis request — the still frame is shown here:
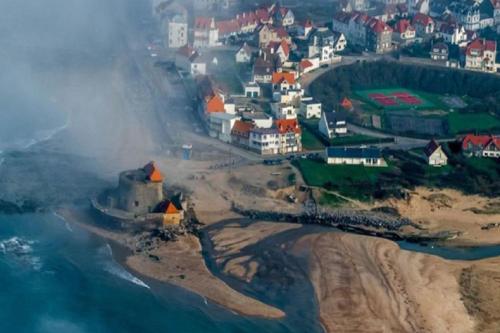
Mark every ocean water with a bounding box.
[0,214,308,333]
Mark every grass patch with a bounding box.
[318,192,348,208]
[293,159,390,201]
[447,112,500,134]
[301,126,325,150]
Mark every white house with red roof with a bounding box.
[194,17,220,48]
[267,40,291,63]
[392,19,416,45]
[412,13,435,36]
[235,43,253,63]
[435,23,467,46]
[258,24,291,48]
[465,38,497,73]
[462,134,500,158]
[216,19,240,40]
[271,72,298,94]
[175,45,207,75]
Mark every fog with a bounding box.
[0,0,162,166]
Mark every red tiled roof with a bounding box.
[299,59,313,70]
[206,95,225,113]
[462,134,494,150]
[367,18,392,33]
[143,161,163,183]
[177,45,198,61]
[267,40,290,57]
[466,38,497,56]
[275,119,301,134]
[271,72,295,85]
[393,19,414,33]
[216,19,240,35]
[340,97,353,110]
[231,120,254,137]
[195,17,214,29]
[412,13,433,26]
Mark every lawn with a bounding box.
[318,192,348,208]
[293,159,390,200]
[354,88,437,111]
[301,126,325,150]
[447,112,500,134]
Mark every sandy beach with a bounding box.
[57,207,285,319]
[294,232,500,333]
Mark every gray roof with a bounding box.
[324,111,346,127]
[251,127,279,134]
[326,147,382,159]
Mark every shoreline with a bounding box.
[56,207,286,320]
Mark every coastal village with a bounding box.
[152,0,500,171]
[2,0,500,332]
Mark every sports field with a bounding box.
[354,88,436,110]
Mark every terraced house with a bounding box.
[465,38,497,73]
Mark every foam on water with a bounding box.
[0,236,43,271]
[98,244,150,289]
[23,117,71,150]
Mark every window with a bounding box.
[134,201,139,207]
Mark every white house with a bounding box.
[236,43,253,63]
[300,99,322,119]
[424,139,448,167]
[319,111,347,139]
[465,38,497,73]
[166,12,188,49]
[272,103,297,120]
[249,127,280,155]
[325,147,384,166]
[244,82,261,98]
[194,17,219,48]
[209,113,240,143]
[175,45,207,75]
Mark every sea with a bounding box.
[0,213,314,333]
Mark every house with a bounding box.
[252,52,282,83]
[307,27,345,64]
[424,139,448,166]
[244,82,261,98]
[165,10,188,49]
[249,128,280,155]
[209,112,240,143]
[271,72,297,94]
[462,134,500,158]
[175,45,207,75]
[194,17,219,48]
[296,20,314,39]
[267,40,291,63]
[325,147,384,166]
[392,19,416,45]
[409,0,430,15]
[332,12,392,53]
[241,111,273,128]
[465,38,497,73]
[300,98,322,119]
[436,23,467,46]
[340,97,354,111]
[275,119,302,154]
[299,58,320,75]
[196,76,226,119]
[430,42,449,61]
[449,1,481,31]
[493,0,500,25]
[235,43,253,63]
[271,4,295,27]
[319,111,347,139]
[258,24,290,47]
[412,13,434,36]
[158,199,184,226]
[272,103,297,120]
[231,120,254,147]
[216,19,240,41]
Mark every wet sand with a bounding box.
[295,232,500,333]
[57,207,285,319]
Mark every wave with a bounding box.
[23,116,71,150]
[52,211,73,233]
[0,236,43,271]
[99,244,150,289]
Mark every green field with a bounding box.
[301,126,325,150]
[354,88,437,110]
[447,112,500,134]
[293,159,390,200]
